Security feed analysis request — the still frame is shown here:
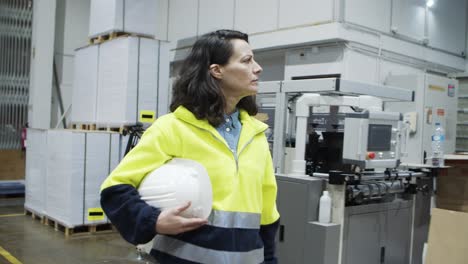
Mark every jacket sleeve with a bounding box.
[260,219,280,264]
[100,122,179,245]
[101,184,161,245]
[260,137,280,263]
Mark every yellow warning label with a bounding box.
[429,85,445,92]
[88,208,105,221]
[140,110,156,123]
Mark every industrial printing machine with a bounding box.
[257,78,436,264]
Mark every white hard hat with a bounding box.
[138,158,213,219]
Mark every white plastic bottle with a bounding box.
[431,122,445,167]
[318,190,332,223]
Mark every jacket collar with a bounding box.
[173,106,268,136]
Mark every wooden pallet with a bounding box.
[89,31,128,44]
[70,123,97,131]
[43,216,114,237]
[97,125,126,134]
[70,123,127,134]
[24,208,45,224]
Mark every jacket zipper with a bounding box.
[212,132,240,172]
[238,138,254,159]
[200,128,258,173]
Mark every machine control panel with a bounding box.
[342,111,402,169]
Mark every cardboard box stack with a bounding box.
[426,208,468,264]
[436,155,468,212]
[424,155,468,263]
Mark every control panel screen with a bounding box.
[367,124,392,151]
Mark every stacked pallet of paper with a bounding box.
[89,0,159,38]
[71,45,99,124]
[71,36,159,126]
[26,0,170,231]
[72,36,160,127]
[83,131,120,225]
[45,130,120,227]
[97,36,159,126]
[24,128,48,216]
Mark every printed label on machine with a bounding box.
[429,84,445,92]
[448,84,455,97]
[426,107,433,124]
[436,108,445,117]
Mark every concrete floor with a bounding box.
[0,197,156,264]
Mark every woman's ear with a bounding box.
[209,64,223,80]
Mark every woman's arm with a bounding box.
[100,123,173,244]
[101,184,161,245]
[260,219,280,264]
[260,140,281,263]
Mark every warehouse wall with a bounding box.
[167,0,467,57]
[283,44,426,83]
[0,150,25,180]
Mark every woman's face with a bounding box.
[216,39,263,99]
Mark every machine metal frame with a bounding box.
[260,78,433,264]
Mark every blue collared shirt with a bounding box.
[216,109,242,154]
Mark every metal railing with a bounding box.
[0,0,32,149]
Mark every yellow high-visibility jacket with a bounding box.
[101,106,280,264]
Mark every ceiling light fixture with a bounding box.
[426,0,434,7]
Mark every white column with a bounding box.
[28,0,57,129]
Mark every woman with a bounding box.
[100,29,280,264]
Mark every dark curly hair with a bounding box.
[169,29,258,127]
